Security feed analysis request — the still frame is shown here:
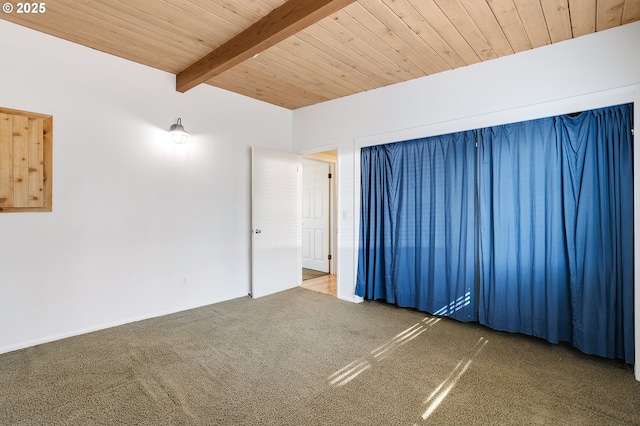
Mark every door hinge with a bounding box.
[328,254,332,260]
[328,173,332,179]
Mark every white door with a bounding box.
[302,162,330,272]
[251,146,302,298]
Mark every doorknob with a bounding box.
[255,229,262,234]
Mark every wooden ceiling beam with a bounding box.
[176,0,357,93]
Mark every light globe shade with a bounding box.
[169,118,189,144]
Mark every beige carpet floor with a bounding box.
[1,287,639,425]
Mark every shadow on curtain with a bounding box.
[357,103,634,363]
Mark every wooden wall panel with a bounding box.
[28,118,44,208]
[0,108,52,212]
[42,116,53,210]
[0,113,13,208]
[12,115,30,208]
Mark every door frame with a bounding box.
[301,148,339,291]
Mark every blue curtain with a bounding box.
[558,105,634,363]
[356,143,396,304]
[357,103,634,363]
[478,104,634,363]
[356,132,477,322]
[477,118,572,343]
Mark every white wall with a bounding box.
[0,20,292,353]
[293,22,640,376]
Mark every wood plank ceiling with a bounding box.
[2,0,639,110]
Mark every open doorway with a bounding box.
[300,150,337,297]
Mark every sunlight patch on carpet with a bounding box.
[329,316,441,387]
[421,337,489,420]
[328,359,372,387]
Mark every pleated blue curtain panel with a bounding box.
[356,132,478,322]
[477,118,573,344]
[357,103,634,363]
[357,143,396,303]
[557,105,635,363]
